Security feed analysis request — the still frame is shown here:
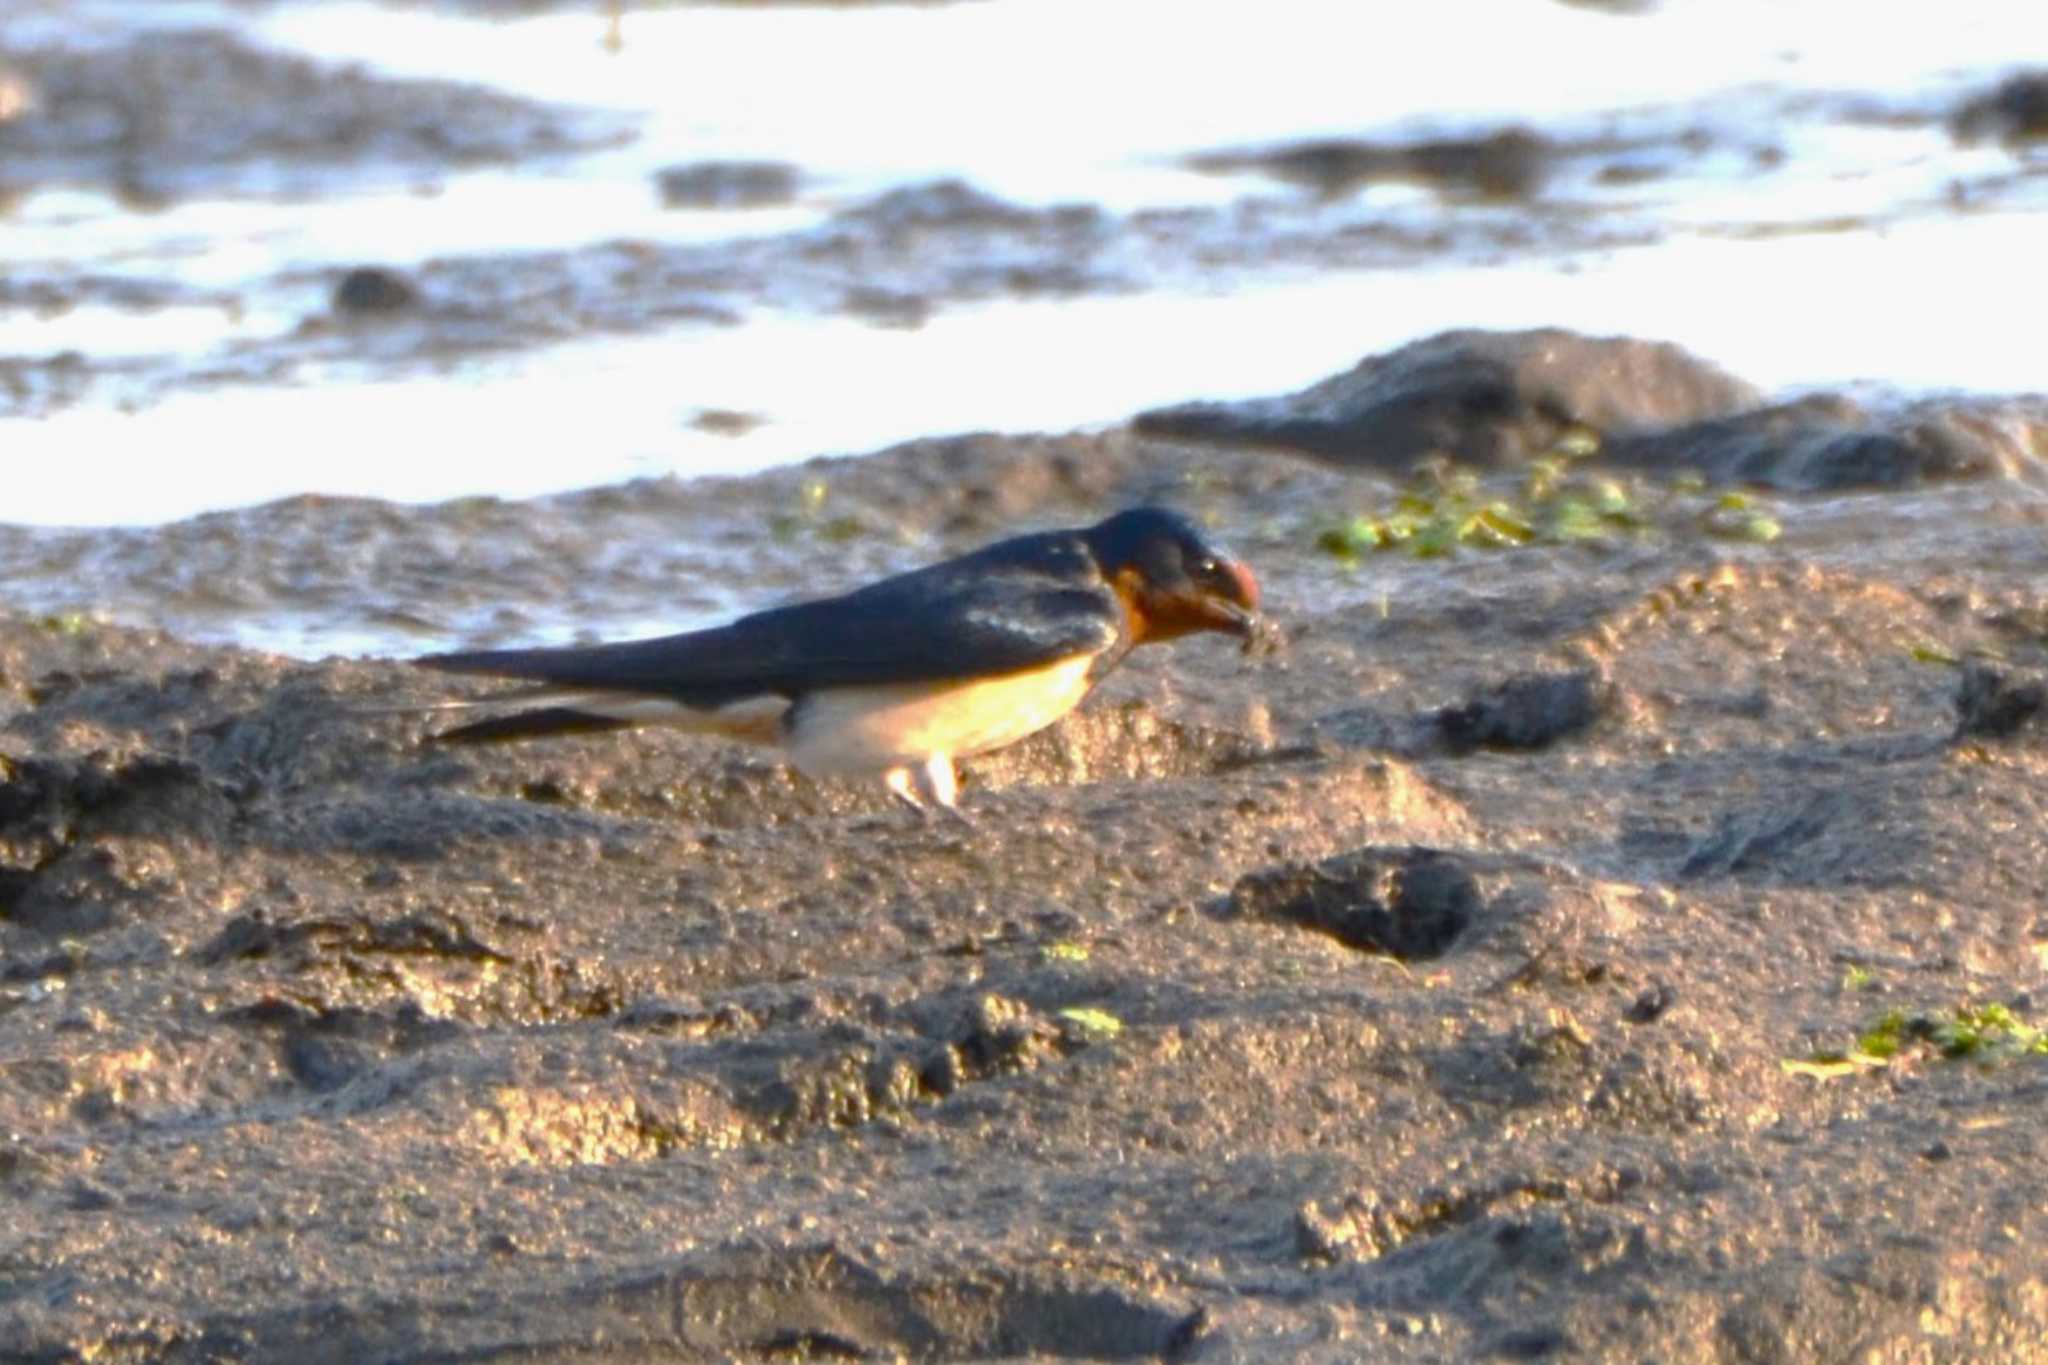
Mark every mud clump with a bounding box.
[0,29,628,202]
[1135,328,1761,472]
[0,749,211,930]
[835,178,1082,236]
[1677,790,1846,881]
[655,159,801,209]
[1435,670,1608,753]
[1136,328,2048,490]
[195,908,510,968]
[1309,672,1607,761]
[935,992,1065,1088]
[1953,660,2048,740]
[0,353,97,420]
[332,266,421,316]
[1603,392,2048,490]
[1191,127,1554,200]
[1952,70,2048,147]
[747,994,1070,1139]
[1230,846,1480,959]
[0,750,202,835]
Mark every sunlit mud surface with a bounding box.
[2,5,2048,1358]
[6,418,2048,1358]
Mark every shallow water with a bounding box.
[0,0,2042,654]
[9,210,2047,532]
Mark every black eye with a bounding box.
[1197,557,1219,577]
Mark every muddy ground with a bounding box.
[6,405,2048,1361]
[5,7,2048,1358]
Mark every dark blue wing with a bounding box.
[416,528,1123,704]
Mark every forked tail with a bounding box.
[431,706,636,745]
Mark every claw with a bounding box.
[883,756,973,826]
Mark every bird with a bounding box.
[413,506,1262,817]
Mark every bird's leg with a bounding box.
[883,766,929,819]
[915,753,973,826]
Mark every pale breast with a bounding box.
[784,653,1097,778]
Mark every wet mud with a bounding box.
[170,179,1643,416]
[1138,328,2048,491]
[6,324,2044,657]
[1191,127,1578,202]
[0,28,631,205]
[6,412,2048,1360]
[1951,70,2048,148]
[4,8,2047,1357]
[5,29,2039,425]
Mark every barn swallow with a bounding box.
[414,507,1261,816]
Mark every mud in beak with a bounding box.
[1206,598,1260,638]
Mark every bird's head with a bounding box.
[1082,507,1262,645]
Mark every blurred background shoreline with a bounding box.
[0,0,2041,653]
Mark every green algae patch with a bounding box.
[1311,450,1786,564]
[1787,1000,2048,1078]
[1056,1007,1124,1042]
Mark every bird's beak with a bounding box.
[1205,598,1260,638]
[1200,560,1262,639]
